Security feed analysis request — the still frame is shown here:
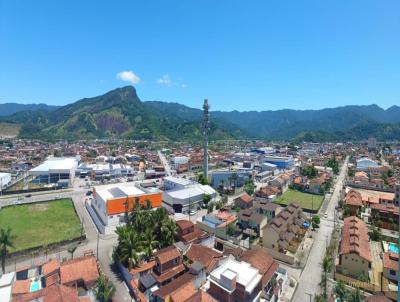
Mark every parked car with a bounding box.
[25,194,32,198]
[86,190,93,196]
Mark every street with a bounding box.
[292,156,348,302]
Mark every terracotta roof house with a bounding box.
[60,255,99,288]
[151,246,186,286]
[338,216,372,278]
[185,244,223,274]
[176,220,207,244]
[345,190,363,215]
[234,192,254,209]
[255,185,281,199]
[382,252,398,283]
[371,203,399,230]
[240,249,279,290]
[12,284,80,302]
[153,272,195,302]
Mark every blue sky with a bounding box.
[0,0,399,111]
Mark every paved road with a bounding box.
[293,156,348,302]
[158,150,173,176]
[3,183,133,302]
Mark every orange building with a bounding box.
[89,184,162,233]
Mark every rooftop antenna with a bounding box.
[202,99,210,180]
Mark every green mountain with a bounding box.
[0,103,58,116]
[2,86,400,142]
[2,87,241,141]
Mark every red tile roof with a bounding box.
[60,255,99,286]
[371,203,399,215]
[240,248,279,287]
[340,216,372,262]
[12,284,80,302]
[152,263,186,283]
[383,252,398,271]
[12,280,30,295]
[42,259,60,276]
[235,193,253,204]
[154,246,181,265]
[129,260,155,275]
[186,244,223,273]
[345,190,363,207]
[176,219,194,230]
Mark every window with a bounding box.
[390,270,396,276]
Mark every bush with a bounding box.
[312,215,320,225]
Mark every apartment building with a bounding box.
[262,203,307,253]
[337,216,372,278]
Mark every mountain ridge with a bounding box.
[1,86,399,141]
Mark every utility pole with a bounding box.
[96,231,100,258]
[305,292,313,302]
[202,99,210,180]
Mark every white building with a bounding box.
[173,156,189,169]
[162,176,218,214]
[163,176,195,191]
[208,256,262,302]
[0,272,15,302]
[86,183,162,234]
[0,173,12,190]
[163,184,217,214]
[29,157,79,185]
[77,163,134,179]
[356,157,379,171]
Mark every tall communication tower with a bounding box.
[202,99,210,179]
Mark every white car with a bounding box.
[324,213,328,219]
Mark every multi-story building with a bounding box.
[262,203,307,253]
[208,257,262,302]
[87,183,162,234]
[337,216,372,278]
[383,252,398,283]
[151,246,186,286]
[263,156,294,169]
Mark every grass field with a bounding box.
[275,189,324,211]
[0,199,82,252]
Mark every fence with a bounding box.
[252,244,295,265]
[334,271,379,292]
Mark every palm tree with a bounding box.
[94,274,116,302]
[0,228,16,274]
[320,256,333,298]
[145,198,151,210]
[152,208,168,242]
[314,294,326,302]
[160,218,177,248]
[116,228,141,270]
[348,288,362,302]
[334,280,348,302]
[68,246,77,259]
[140,230,158,261]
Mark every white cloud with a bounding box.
[181,84,187,88]
[116,70,141,84]
[157,74,172,86]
